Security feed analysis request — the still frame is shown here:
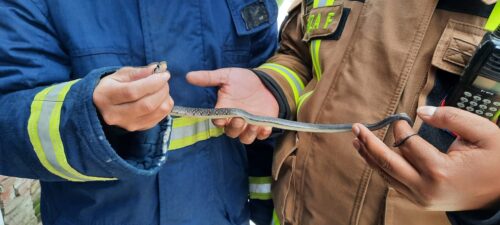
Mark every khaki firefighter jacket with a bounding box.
[254,0,492,224]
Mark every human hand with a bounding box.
[93,65,173,131]
[186,68,279,144]
[352,106,500,211]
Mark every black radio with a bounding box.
[445,26,500,125]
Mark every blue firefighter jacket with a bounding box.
[0,1,277,224]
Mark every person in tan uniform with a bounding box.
[187,0,499,224]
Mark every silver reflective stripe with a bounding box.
[37,83,83,180]
[168,118,224,150]
[249,183,271,194]
[27,80,116,182]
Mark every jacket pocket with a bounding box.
[272,131,298,224]
[223,0,278,67]
[432,19,485,76]
[69,47,131,76]
[384,188,451,225]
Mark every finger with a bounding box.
[356,140,422,205]
[110,72,170,104]
[239,125,259,144]
[256,127,272,140]
[186,69,229,87]
[212,118,229,128]
[353,138,379,169]
[353,124,421,187]
[392,120,445,173]
[417,106,498,144]
[133,100,174,131]
[373,167,421,206]
[113,64,157,82]
[114,83,170,118]
[224,118,247,138]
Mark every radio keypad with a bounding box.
[457,91,498,119]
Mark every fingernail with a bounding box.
[353,125,360,137]
[353,139,361,151]
[417,106,437,117]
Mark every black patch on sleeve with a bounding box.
[437,0,493,18]
[323,8,350,41]
[241,1,270,30]
[252,69,291,120]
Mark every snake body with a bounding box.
[155,62,412,133]
[170,106,413,133]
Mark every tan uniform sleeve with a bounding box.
[254,3,313,120]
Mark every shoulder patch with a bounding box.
[302,1,344,42]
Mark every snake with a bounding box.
[170,106,413,133]
[155,62,413,133]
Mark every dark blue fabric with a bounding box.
[0,0,278,224]
[448,209,500,225]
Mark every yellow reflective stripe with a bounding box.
[249,192,273,200]
[28,81,115,182]
[271,210,280,225]
[493,109,500,123]
[310,0,335,80]
[172,117,208,128]
[310,40,322,80]
[259,63,304,104]
[28,86,79,181]
[49,81,115,181]
[169,117,224,151]
[297,91,313,115]
[249,176,272,184]
[486,3,500,31]
[326,0,335,6]
[314,0,335,8]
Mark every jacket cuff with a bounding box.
[77,67,170,178]
[252,69,291,120]
[447,208,500,225]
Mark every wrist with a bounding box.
[251,69,291,120]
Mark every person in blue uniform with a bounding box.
[0,1,278,224]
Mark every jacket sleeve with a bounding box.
[0,1,170,182]
[253,4,313,120]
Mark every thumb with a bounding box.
[186,69,230,87]
[417,106,498,143]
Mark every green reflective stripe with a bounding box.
[249,192,273,200]
[310,0,335,80]
[486,3,500,31]
[169,117,224,150]
[297,91,313,115]
[310,40,322,80]
[28,81,116,182]
[493,110,500,123]
[249,176,272,184]
[271,210,280,225]
[259,63,305,104]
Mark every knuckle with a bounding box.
[139,101,157,113]
[121,88,138,100]
[123,124,140,132]
[428,167,448,184]
[102,113,119,125]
